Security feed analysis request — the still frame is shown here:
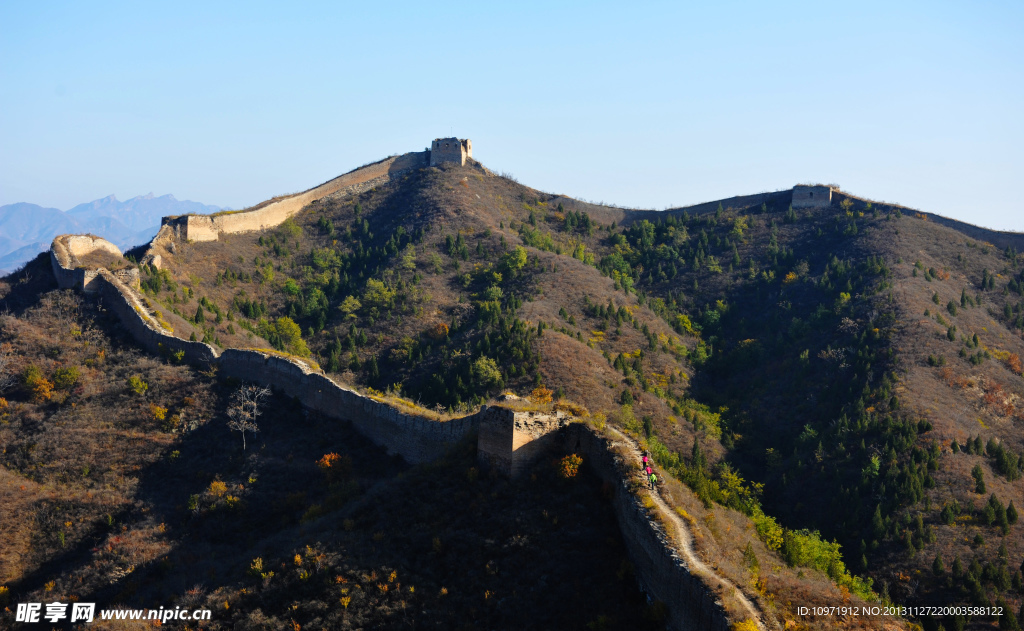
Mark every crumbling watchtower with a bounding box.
[430,137,472,166]
[792,184,833,209]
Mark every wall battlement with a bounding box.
[792,184,833,209]
[568,425,731,631]
[51,237,734,630]
[50,235,139,293]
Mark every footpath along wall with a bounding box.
[478,410,731,631]
[568,424,731,631]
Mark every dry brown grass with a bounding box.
[0,286,223,600]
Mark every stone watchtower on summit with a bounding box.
[791,184,833,209]
[430,137,472,166]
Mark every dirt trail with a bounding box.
[605,425,767,630]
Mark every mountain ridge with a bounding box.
[5,149,1024,630]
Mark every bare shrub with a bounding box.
[0,342,15,393]
[227,384,270,450]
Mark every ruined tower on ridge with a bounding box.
[430,137,472,166]
[791,184,833,209]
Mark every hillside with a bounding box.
[0,257,663,630]
[4,148,1024,630]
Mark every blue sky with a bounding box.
[2,1,1022,229]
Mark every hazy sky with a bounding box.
[2,1,1022,230]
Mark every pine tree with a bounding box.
[973,464,987,494]
[933,553,945,576]
[941,503,956,525]
[952,555,964,579]
[997,596,1018,630]
[691,440,707,472]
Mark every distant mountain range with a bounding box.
[0,194,227,274]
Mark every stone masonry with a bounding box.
[140,142,464,262]
[477,407,571,477]
[792,184,833,209]
[566,425,730,631]
[52,235,732,630]
[430,137,472,166]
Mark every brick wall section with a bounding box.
[96,268,219,363]
[477,408,516,473]
[50,239,476,464]
[160,152,430,243]
[216,349,480,462]
[137,152,429,269]
[51,235,123,293]
[50,240,81,290]
[54,239,727,630]
[791,185,833,209]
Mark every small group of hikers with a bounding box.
[641,452,657,489]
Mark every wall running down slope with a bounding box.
[50,233,474,464]
[572,425,731,631]
[478,410,732,631]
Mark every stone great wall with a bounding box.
[140,151,431,268]
[45,143,764,630]
[51,233,475,464]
